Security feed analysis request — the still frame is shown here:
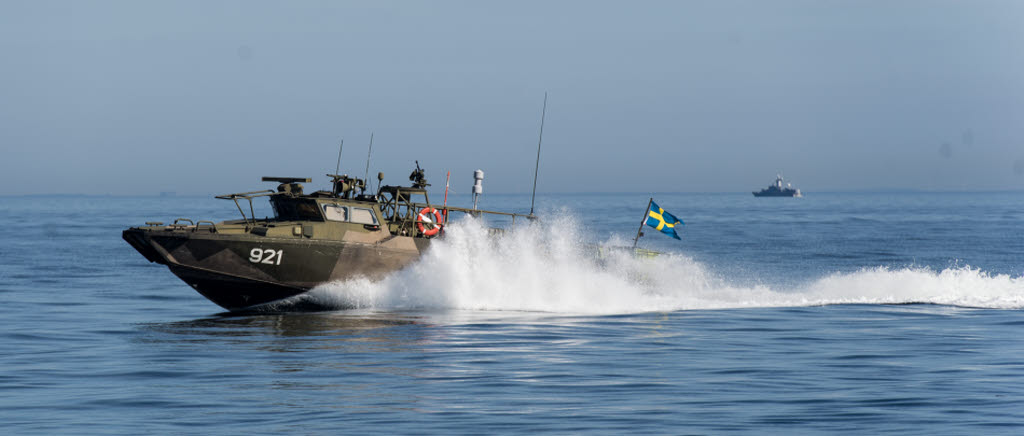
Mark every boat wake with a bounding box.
[300,215,1024,313]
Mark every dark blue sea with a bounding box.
[2,192,1024,434]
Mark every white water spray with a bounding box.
[304,215,1024,313]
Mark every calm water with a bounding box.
[2,192,1024,434]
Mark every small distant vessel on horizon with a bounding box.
[753,174,802,197]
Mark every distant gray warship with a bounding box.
[753,175,802,197]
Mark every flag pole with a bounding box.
[633,197,653,248]
[530,92,547,217]
[442,171,451,225]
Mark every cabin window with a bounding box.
[350,207,379,225]
[322,204,349,222]
[270,198,324,221]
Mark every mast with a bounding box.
[334,139,344,175]
[530,92,547,216]
[363,133,374,186]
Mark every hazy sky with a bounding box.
[2,1,1023,195]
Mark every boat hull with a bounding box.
[752,191,802,197]
[122,227,426,310]
[167,263,310,310]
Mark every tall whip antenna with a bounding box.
[530,92,547,216]
[334,139,344,175]
[363,132,374,185]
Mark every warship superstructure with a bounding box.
[753,175,802,197]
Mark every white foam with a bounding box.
[306,215,1024,313]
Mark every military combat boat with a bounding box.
[123,164,534,311]
[753,174,802,197]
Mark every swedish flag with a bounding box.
[646,200,683,240]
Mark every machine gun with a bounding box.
[409,160,430,189]
[326,174,366,199]
[262,177,312,196]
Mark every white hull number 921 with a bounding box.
[249,248,283,265]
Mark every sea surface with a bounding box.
[2,192,1024,434]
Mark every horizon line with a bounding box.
[4,188,1024,198]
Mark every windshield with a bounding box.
[270,198,324,221]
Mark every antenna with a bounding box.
[334,139,344,175]
[530,92,547,216]
[363,132,374,190]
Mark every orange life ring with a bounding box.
[416,207,444,236]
